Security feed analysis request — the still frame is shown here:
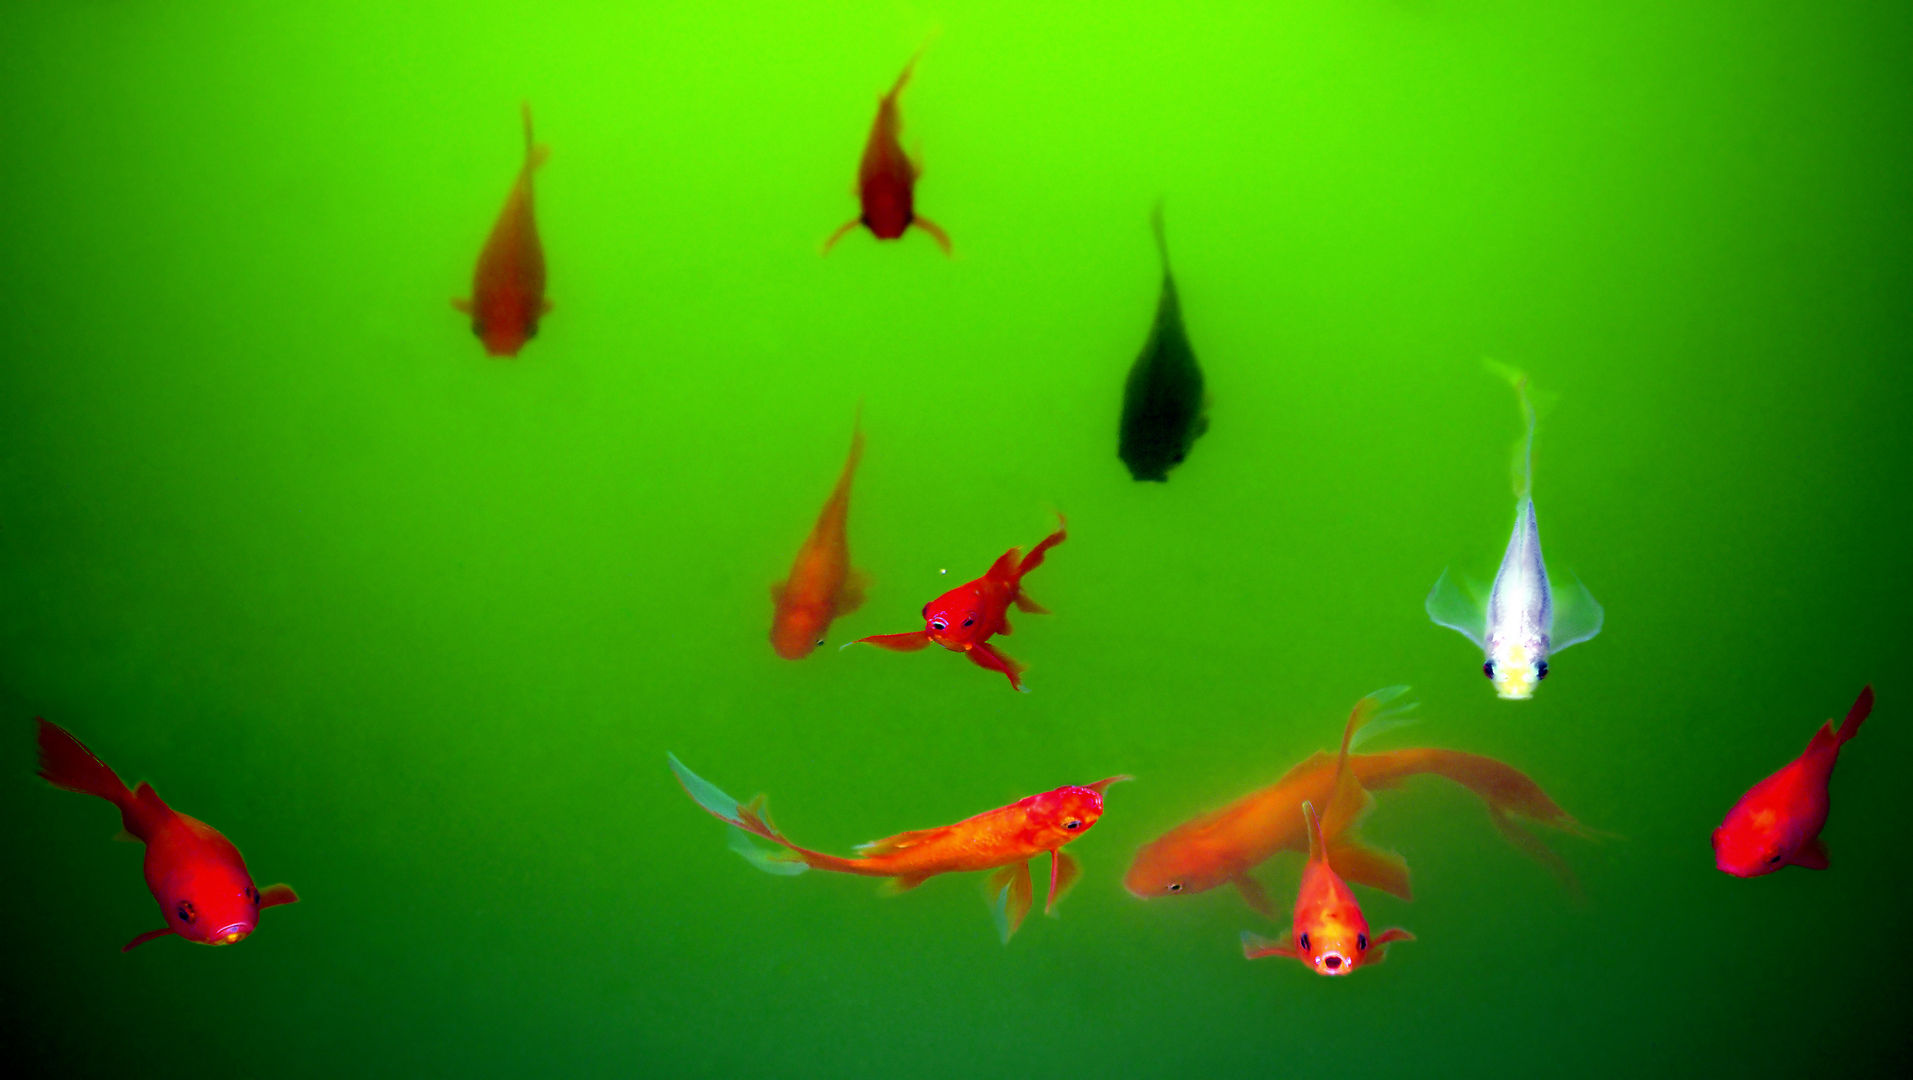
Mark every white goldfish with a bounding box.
[1427,368,1602,699]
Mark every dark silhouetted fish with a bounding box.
[1118,202,1207,481]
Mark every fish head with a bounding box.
[468,298,540,358]
[770,605,828,659]
[1123,831,1237,900]
[921,587,988,650]
[1712,801,1793,877]
[1027,776,1131,847]
[1293,909,1375,976]
[1484,640,1549,700]
[157,862,265,946]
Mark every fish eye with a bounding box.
[929,618,947,632]
[962,617,974,627]
[1482,661,1495,679]
[1166,883,1183,893]
[815,638,825,647]
[176,900,196,924]
[1767,853,1783,865]
[1298,933,1310,952]
[1537,660,1550,680]
[1062,819,1082,831]
[1357,933,1368,951]
[244,886,259,905]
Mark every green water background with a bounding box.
[3,1,1909,1075]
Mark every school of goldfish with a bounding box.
[32,46,1878,979]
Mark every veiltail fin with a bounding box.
[1241,930,1297,960]
[1382,747,1595,893]
[35,720,168,840]
[1327,838,1412,902]
[1320,690,1410,843]
[667,754,808,875]
[1484,361,1542,501]
[1015,514,1068,582]
[986,861,1035,944]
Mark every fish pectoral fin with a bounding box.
[985,861,1035,943]
[259,884,300,909]
[1325,836,1413,902]
[451,298,474,313]
[821,219,861,255]
[878,873,931,896]
[1790,838,1830,870]
[849,630,932,652]
[1045,850,1082,915]
[1241,930,1297,960]
[122,926,176,952]
[1367,927,1415,964]
[1012,591,1049,615]
[770,582,787,605]
[837,569,869,616]
[540,299,554,314]
[1425,567,1488,649]
[1230,874,1278,920]
[912,214,952,256]
[1548,573,1604,653]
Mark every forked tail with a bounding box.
[667,753,811,876]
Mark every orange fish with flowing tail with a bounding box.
[822,48,951,255]
[770,415,868,658]
[846,515,1066,692]
[1125,687,1593,917]
[454,102,551,357]
[36,719,299,951]
[669,753,1127,942]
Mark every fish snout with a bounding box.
[211,922,253,945]
[1317,951,1351,974]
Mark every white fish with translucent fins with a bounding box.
[1426,368,1603,699]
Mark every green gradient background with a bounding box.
[3,1,1909,1076]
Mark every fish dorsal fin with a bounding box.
[837,568,868,616]
[1302,801,1326,863]
[1325,837,1412,901]
[854,825,947,857]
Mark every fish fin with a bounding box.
[1549,573,1604,652]
[1367,927,1415,964]
[728,827,808,875]
[821,219,860,255]
[855,825,947,857]
[966,642,1027,692]
[846,630,932,652]
[1789,838,1829,870]
[1016,515,1069,580]
[1487,805,1583,901]
[1231,874,1278,920]
[913,215,952,256]
[1045,850,1082,915]
[35,719,132,806]
[837,568,868,616]
[540,299,554,314]
[113,829,137,843]
[259,884,300,909]
[122,927,175,952]
[1820,686,1873,751]
[451,298,474,313]
[1325,838,1413,902]
[1425,568,1488,649]
[666,753,749,828]
[878,873,930,895]
[770,582,787,606]
[985,861,1034,943]
[1241,930,1297,960]
[1302,801,1326,863]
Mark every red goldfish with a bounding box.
[822,50,951,255]
[1125,688,1591,917]
[36,719,298,951]
[771,417,868,659]
[454,102,551,357]
[669,753,1126,942]
[1714,686,1874,877]
[1239,694,1411,974]
[848,515,1066,692]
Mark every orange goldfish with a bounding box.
[454,103,551,357]
[1240,801,1413,975]
[822,49,951,255]
[770,416,869,658]
[1714,686,1874,877]
[669,753,1126,941]
[1125,688,1591,917]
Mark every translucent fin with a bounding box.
[122,927,175,952]
[854,825,945,857]
[1548,574,1604,652]
[1045,850,1082,914]
[986,861,1034,943]
[1789,838,1830,870]
[1425,568,1487,649]
[837,568,868,616]
[1241,930,1297,960]
[727,826,807,876]
[1367,927,1415,964]
[666,753,745,827]
[259,884,299,909]
[878,873,929,895]
[1349,696,1421,752]
[1231,874,1277,920]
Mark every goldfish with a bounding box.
[1125,688,1592,917]
[822,49,951,255]
[453,102,552,357]
[1427,367,1603,699]
[1240,801,1414,976]
[35,719,298,951]
[668,753,1127,942]
[846,515,1067,692]
[771,415,869,658]
[1714,686,1874,877]
[1118,201,1208,481]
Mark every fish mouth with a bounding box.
[1316,952,1352,974]
[211,923,252,945]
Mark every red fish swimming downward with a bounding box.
[454,102,551,357]
[1240,699,1411,976]
[822,49,951,255]
[35,719,298,951]
[668,754,1126,941]
[1714,686,1874,877]
[770,416,868,659]
[847,515,1066,692]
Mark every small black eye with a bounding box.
[815,638,825,647]
[1063,819,1082,831]
[1357,933,1369,951]
[1537,660,1549,680]
[930,619,947,631]
[1767,853,1783,865]
[245,886,259,905]
[962,617,974,627]
[1298,933,1310,952]
[1166,883,1183,893]
[176,900,196,924]
[1482,661,1495,679]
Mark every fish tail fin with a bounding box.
[1014,514,1068,581]
[520,101,550,172]
[1834,685,1873,747]
[1150,198,1171,270]
[1483,360,1560,500]
[35,720,167,838]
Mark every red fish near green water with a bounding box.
[1714,686,1874,877]
[770,416,868,658]
[1240,696,1411,976]
[669,754,1126,942]
[822,49,951,255]
[454,102,551,357]
[35,719,298,951]
[847,515,1066,692]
